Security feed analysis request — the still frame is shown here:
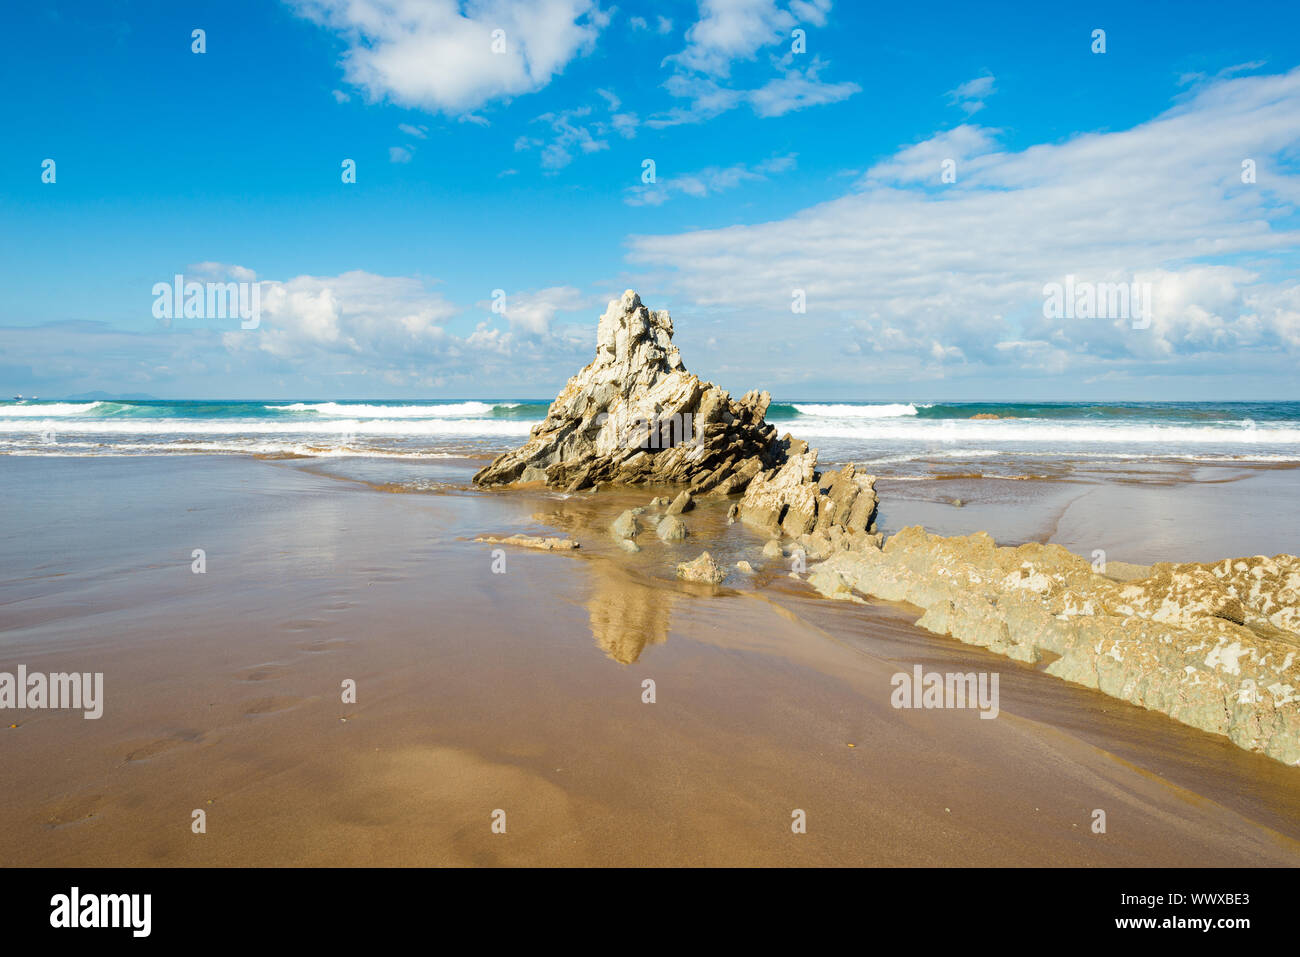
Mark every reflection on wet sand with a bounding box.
[586,560,675,663]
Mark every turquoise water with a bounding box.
[3,398,1299,476]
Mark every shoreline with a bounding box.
[2,454,1299,865]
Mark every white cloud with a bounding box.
[629,15,672,33]
[861,125,1000,185]
[748,58,859,117]
[290,0,607,114]
[398,122,429,138]
[625,152,797,205]
[217,273,602,384]
[516,91,641,169]
[946,73,996,115]
[389,145,414,163]
[649,1,852,125]
[668,0,822,77]
[627,68,1300,386]
[611,112,639,137]
[479,285,592,335]
[188,262,258,282]
[229,272,460,362]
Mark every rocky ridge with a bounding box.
[473,290,879,547]
[808,527,1300,765]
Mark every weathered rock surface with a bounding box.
[739,443,881,550]
[656,514,688,542]
[807,526,1300,765]
[666,490,694,515]
[610,509,639,540]
[473,290,781,493]
[473,289,882,556]
[677,551,726,584]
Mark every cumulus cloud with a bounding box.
[226,271,460,362]
[212,272,600,390]
[289,0,607,114]
[668,0,825,76]
[649,0,853,126]
[627,68,1300,387]
[477,285,593,335]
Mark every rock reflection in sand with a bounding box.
[585,560,674,664]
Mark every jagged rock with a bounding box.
[666,490,694,515]
[727,503,740,524]
[677,551,725,584]
[473,291,781,492]
[736,561,755,574]
[649,496,668,507]
[619,538,641,553]
[739,445,880,546]
[806,526,1300,766]
[610,510,639,540]
[762,539,784,559]
[473,289,882,560]
[656,514,688,541]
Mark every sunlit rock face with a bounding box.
[472,291,880,551]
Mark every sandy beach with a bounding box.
[3,452,1298,867]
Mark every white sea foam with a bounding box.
[0,438,475,457]
[791,403,919,418]
[788,418,1300,444]
[0,417,535,437]
[0,402,107,416]
[268,401,506,417]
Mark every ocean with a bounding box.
[3,399,1299,479]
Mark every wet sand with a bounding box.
[1,454,1298,866]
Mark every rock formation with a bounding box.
[676,551,726,584]
[470,289,1300,766]
[808,527,1300,765]
[473,290,880,548]
[473,290,778,493]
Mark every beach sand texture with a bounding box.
[2,454,1299,866]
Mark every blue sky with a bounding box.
[2,0,1299,399]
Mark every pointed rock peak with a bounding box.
[596,290,680,371]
